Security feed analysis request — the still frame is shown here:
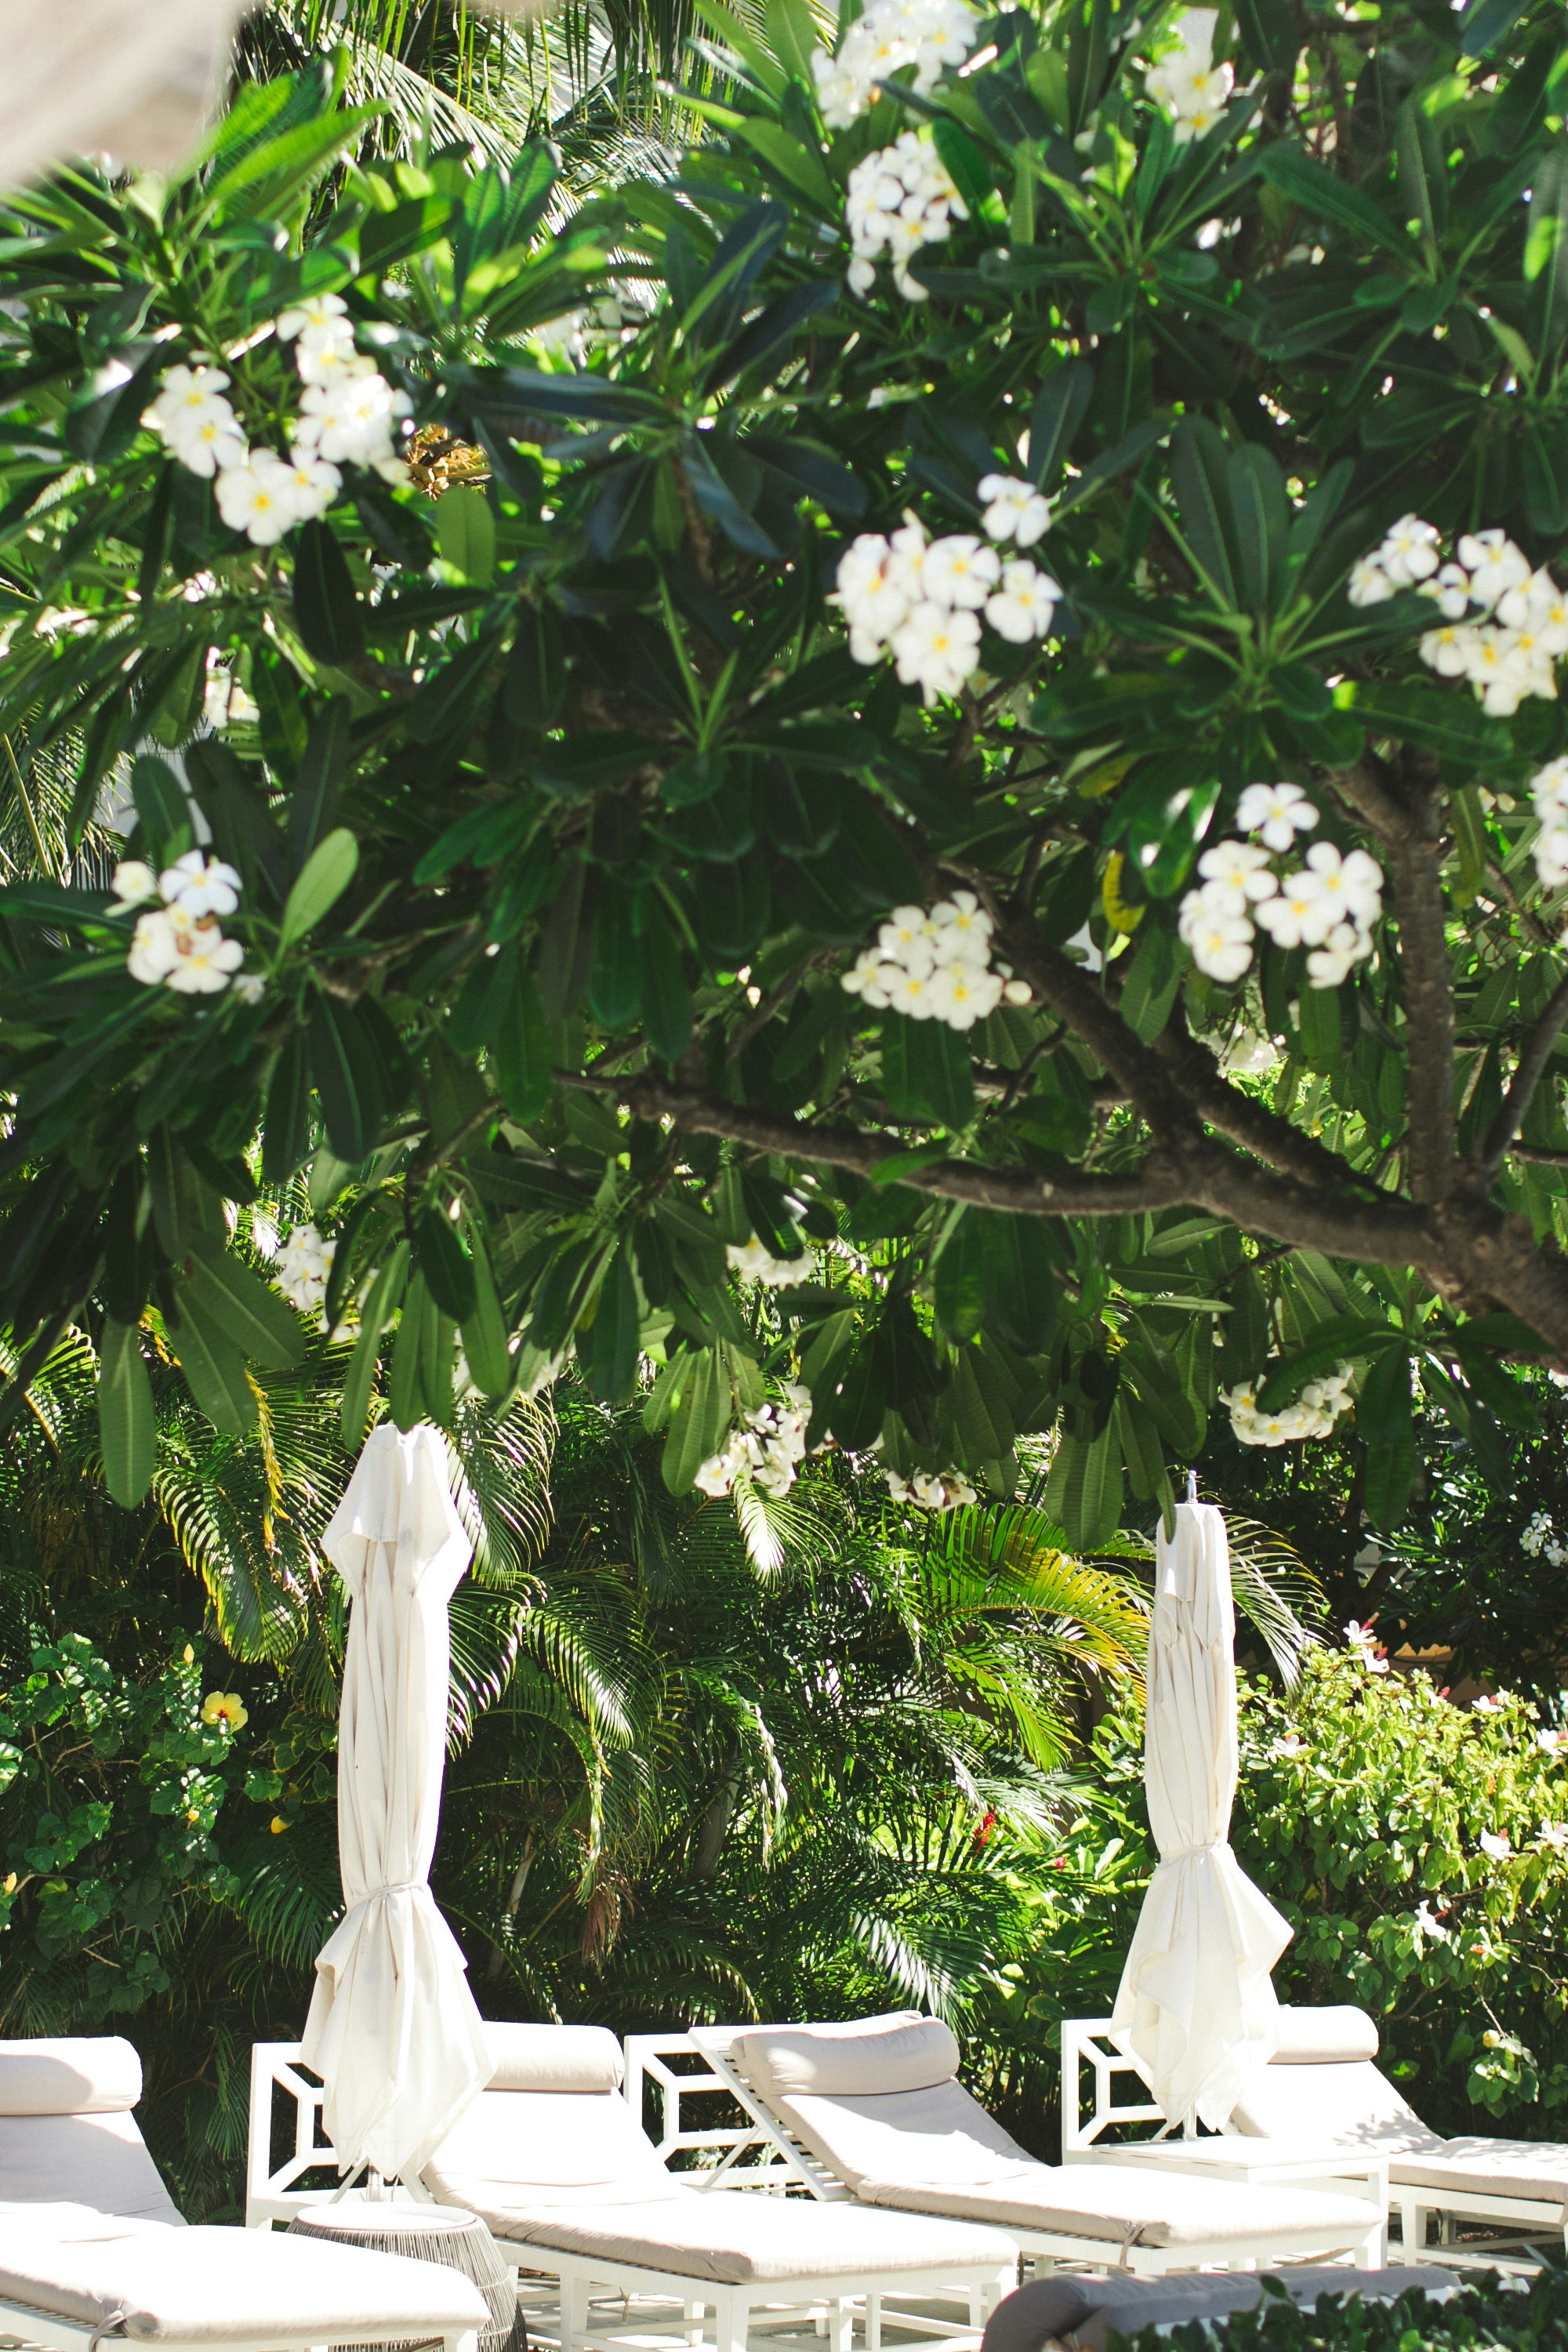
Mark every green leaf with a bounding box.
[460,1232,512,1401]
[641,901,694,1063]
[580,1243,641,1404]
[340,1242,409,1447]
[292,521,365,665]
[661,1348,732,1493]
[728,121,835,211]
[285,700,351,871]
[97,1321,154,1507]
[1525,146,1568,363]
[1256,146,1411,260]
[310,997,387,1163]
[1044,1422,1123,1549]
[492,967,554,1124]
[1256,1317,1401,1410]
[1356,1346,1414,1530]
[880,1013,975,1129]
[434,487,497,586]
[170,1310,256,1439]
[1343,681,1509,767]
[415,1207,478,1323]
[183,1236,307,1370]
[390,1269,434,1432]
[279,826,358,953]
[981,1214,1058,1356]
[262,1035,312,1185]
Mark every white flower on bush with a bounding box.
[835,511,1058,703]
[726,1236,815,1287]
[1521,1507,1568,1566]
[1180,793,1381,993]
[1471,1692,1506,1714]
[842,891,1030,1032]
[1352,518,1566,717]
[695,1385,812,1501]
[845,130,967,300]
[1529,761,1568,895]
[1222,1365,1352,1447]
[885,1465,978,1510]
[810,0,979,129]
[1344,1617,1390,1674]
[1536,1726,1566,1755]
[119,852,252,999]
[143,298,411,547]
[145,365,248,478]
[1411,1898,1450,1943]
[274,1223,338,1326]
[1540,1820,1568,1852]
[978,474,1052,548]
[1478,1828,1512,1860]
[1144,8,1233,141]
[1236,780,1319,851]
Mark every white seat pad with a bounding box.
[477,2188,1017,2285]
[1391,2139,1568,2209]
[851,2165,1376,2249]
[0,2218,490,2340]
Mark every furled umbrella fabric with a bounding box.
[302,1421,493,2182]
[1110,1501,1291,2133]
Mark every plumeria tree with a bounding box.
[2,1,1568,1555]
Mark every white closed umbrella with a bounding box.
[1110,1497,1290,2134]
[302,1421,494,2183]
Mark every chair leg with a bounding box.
[866,2291,882,2352]
[826,2297,852,2352]
[712,2289,748,2352]
[684,2302,706,2347]
[561,2270,592,2352]
[1355,2218,1385,2271]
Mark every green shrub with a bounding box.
[985,1648,1568,2143]
[1123,2268,1568,2352]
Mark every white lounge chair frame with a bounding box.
[1059,2022,1172,2160]
[622,2036,796,2192]
[673,2029,1385,2278]
[252,2036,1011,2352]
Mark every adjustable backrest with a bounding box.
[424,2024,681,2210]
[0,2038,184,2225]
[1228,2007,1440,2151]
[732,2013,1035,2192]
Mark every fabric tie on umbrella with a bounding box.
[1110,1499,1291,2134]
[302,1421,494,2183]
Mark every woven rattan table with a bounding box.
[288,2202,526,2352]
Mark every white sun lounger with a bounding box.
[687,2014,1385,2276]
[420,2024,1018,2352]
[0,2035,488,2352]
[1227,2005,1568,2256]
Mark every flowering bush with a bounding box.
[1038,1648,1568,2136]
[3,13,1568,1544]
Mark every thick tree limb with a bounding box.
[1482,966,1568,1177]
[1149,1009,1359,1192]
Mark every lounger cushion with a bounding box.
[478,2185,1017,2286]
[485,2024,622,2096]
[1272,2009,1381,2065]
[850,2165,1378,2250]
[0,2108,186,2226]
[1390,2138,1568,2212]
[736,2016,960,2102]
[771,2081,1036,2194]
[426,2085,677,2209]
[1230,2059,1439,2151]
[0,2210,489,2341]
[0,2037,142,2114]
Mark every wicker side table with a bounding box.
[289,2202,526,2352]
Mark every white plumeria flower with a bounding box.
[1378,514,1441,586]
[293,325,365,383]
[231,971,266,1007]
[1305,921,1369,990]
[1458,528,1532,608]
[1419,562,1474,620]
[166,922,244,995]
[726,1236,815,1287]
[977,474,1052,547]
[277,449,343,522]
[1347,557,1394,608]
[1196,838,1278,906]
[128,908,183,985]
[1182,901,1254,982]
[879,906,939,971]
[159,851,241,921]
[891,599,982,704]
[985,560,1059,643]
[164,404,249,479]
[276,292,347,341]
[1500,569,1568,652]
[1301,840,1384,927]
[921,535,1001,610]
[1421,622,1479,677]
[931,889,993,960]
[216,450,298,546]
[1236,780,1319,850]
[836,534,915,653]
[1254,867,1338,950]
[925,960,1004,1029]
[110,859,158,906]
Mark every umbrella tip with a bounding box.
[1185,1470,1198,1504]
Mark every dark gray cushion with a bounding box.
[980,2267,1457,2352]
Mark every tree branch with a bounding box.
[1482,965,1568,1178]
[1149,1007,1360,1192]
